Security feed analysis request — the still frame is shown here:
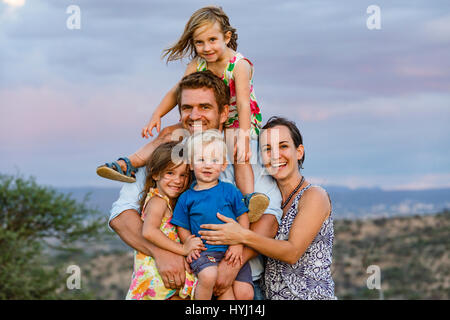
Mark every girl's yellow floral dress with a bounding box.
[125,188,197,300]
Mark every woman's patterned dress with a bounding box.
[264,184,337,300]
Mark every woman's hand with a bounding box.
[199,213,246,246]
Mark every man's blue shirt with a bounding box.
[171,180,248,252]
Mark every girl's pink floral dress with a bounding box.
[125,188,197,300]
[197,52,262,137]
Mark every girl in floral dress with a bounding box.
[97,6,268,221]
[126,142,205,300]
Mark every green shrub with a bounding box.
[0,174,106,299]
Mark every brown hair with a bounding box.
[261,116,305,168]
[139,141,190,213]
[176,70,230,114]
[162,6,238,62]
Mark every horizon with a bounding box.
[1,0,449,190]
[50,181,450,192]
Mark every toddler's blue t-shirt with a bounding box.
[171,180,248,252]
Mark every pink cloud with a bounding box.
[0,84,165,150]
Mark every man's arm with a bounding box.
[108,167,186,290]
[213,214,278,296]
[109,209,155,256]
[110,209,187,290]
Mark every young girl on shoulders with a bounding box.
[126,141,205,300]
[97,6,267,221]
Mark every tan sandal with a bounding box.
[246,193,270,223]
[96,157,137,183]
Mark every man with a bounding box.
[109,70,282,299]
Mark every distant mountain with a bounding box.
[57,186,450,220]
[326,186,450,219]
[57,187,122,217]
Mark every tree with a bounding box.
[0,174,106,299]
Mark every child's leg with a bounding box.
[225,127,254,195]
[123,140,158,170]
[231,261,254,300]
[225,128,268,222]
[232,281,254,300]
[195,266,218,300]
[235,163,269,223]
[97,123,184,182]
[120,123,183,170]
[234,163,254,195]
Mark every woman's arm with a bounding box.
[212,213,278,296]
[201,187,331,264]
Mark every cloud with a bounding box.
[3,0,25,7]
[1,0,450,188]
[422,14,450,44]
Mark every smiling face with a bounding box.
[193,22,231,63]
[179,87,228,134]
[153,163,190,200]
[260,125,305,182]
[191,140,227,185]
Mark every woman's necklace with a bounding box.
[281,176,305,209]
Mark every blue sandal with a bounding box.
[96,157,138,183]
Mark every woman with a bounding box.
[199,116,336,300]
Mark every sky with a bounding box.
[1,0,449,190]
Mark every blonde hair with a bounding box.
[162,6,238,62]
[185,129,228,164]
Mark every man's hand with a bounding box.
[213,258,241,296]
[154,249,186,290]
